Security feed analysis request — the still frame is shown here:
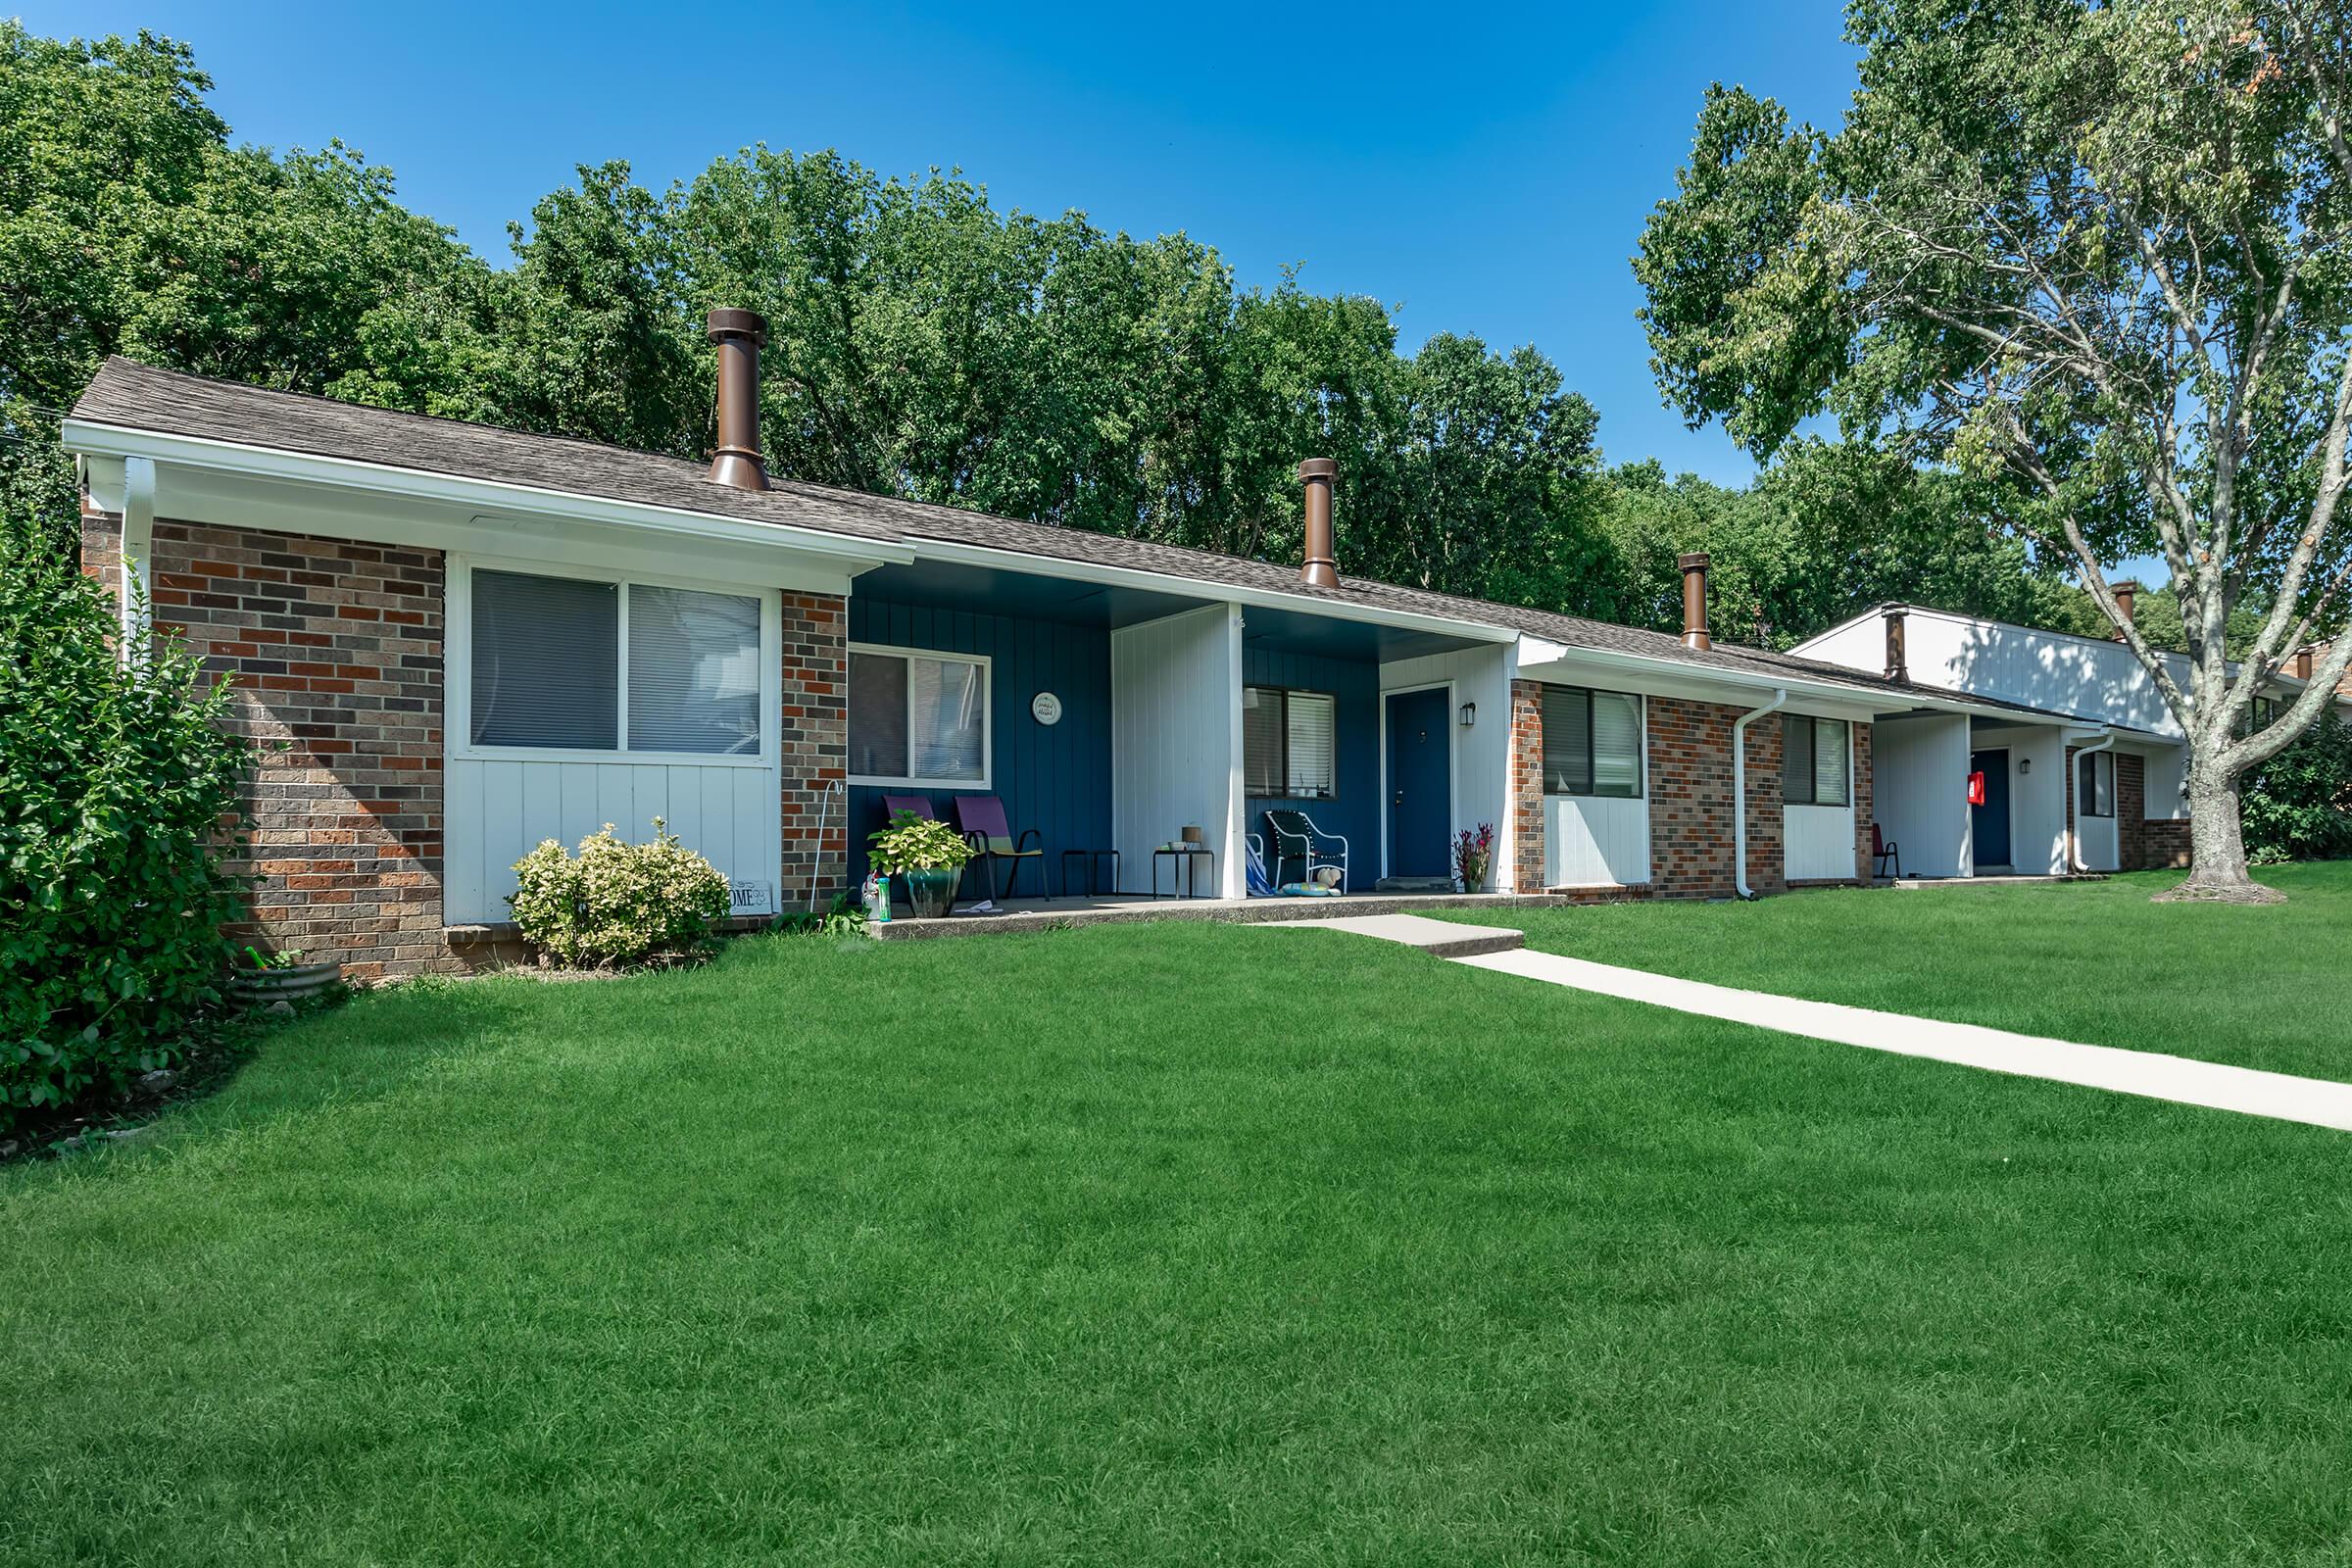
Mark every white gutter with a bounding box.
[61,417,915,570]
[2068,729,2116,873]
[1733,687,1788,900]
[1516,635,2030,724]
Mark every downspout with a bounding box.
[118,456,156,663]
[2068,730,2116,873]
[1733,688,1788,901]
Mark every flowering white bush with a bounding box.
[508,818,731,969]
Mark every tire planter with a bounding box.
[902,868,961,919]
[228,959,343,1005]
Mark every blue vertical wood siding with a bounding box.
[1243,646,1380,887]
[848,599,1113,892]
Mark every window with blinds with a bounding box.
[470,570,619,750]
[848,647,988,786]
[1243,686,1337,799]
[628,585,763,755]
[1542,685,1642,798]
[467,567,765,759]
[2077,750,2115,817]
[1783,715,1850,807]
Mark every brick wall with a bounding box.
[1851,721,1875,881]
[2117,753,2192,869]
[86,512,447,979]
[779,593,850,907]
[1507,678,1546,892]
[1644,696,1785,899]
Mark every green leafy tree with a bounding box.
[1637,1,2352,901]
[0,24,496,554]
[2242,711,2352,861]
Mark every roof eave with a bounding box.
[62,416,918,570]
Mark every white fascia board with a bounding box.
[62,417,916,570]
[906,538,1518,646]
[1518,637,1891,720]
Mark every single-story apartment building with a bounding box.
[64,317,2188,976]
[1791,599,2347,878]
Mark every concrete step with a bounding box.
[1252,912,1524,958]
[1375,876,1455,894]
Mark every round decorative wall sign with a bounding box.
[1030,691,1064,726]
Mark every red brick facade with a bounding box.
[1507,678,1546,892]
[779,593,851,907]
[1503,691,1870,898]
[1851,721,1876,882]
[83,506,854,975]
[2118,753,2192,869]
[85,512,447,979]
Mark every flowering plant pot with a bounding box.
[903,867,961,918]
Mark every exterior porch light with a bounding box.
[2019,758,2033,774]
[1459,700,1476,728]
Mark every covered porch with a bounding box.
[842,553,1516,910]
[1869,709,2116,878]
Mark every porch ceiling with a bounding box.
[1239,602,1492,662]
[853,559,1205,628]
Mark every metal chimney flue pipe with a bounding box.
[2112,582,2135,637]
[1678,553,1712,651]
[1298,458,1339,588]
[1884,606,1909,682]
[707,308,769,492]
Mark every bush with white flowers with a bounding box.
[508,818,731,969]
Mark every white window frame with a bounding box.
[846,641,994,791]
[1541,684,1646,801]
[447,553,781,769]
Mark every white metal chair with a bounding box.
[1263,808,1348,893]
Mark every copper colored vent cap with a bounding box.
[708,308,768,345]
[1298,457,1338,481]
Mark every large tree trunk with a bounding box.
[2155,754,2281,904]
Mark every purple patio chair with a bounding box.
[952,795,1049,902]
[880,794,937,822]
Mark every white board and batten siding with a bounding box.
[1873,713,1972,878]
[2077,807,2120,872]
[1545,795,1649,888]
[446,760,781,925]
[443,554,786,926]
[1111,604,1245,898]
[1784,806,1854,881]
[1379,645,1519,885]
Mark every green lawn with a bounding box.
[7,913,2352,1565]
[1454,860,2352,1084]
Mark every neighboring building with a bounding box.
[1791,601,2347,878]
[67,324,2139,977]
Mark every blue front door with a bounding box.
[1970,748,2012,869]
[1386,688,1452,879]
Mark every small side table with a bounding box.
[1152,847,1213,899]
[1060,848,1121,897]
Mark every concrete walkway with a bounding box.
[1443,947,2352,1134]
[1253,911,1525,958]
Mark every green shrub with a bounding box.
[2243,712,2352,864]
[508,818,731,968]
[1,522,253,1129]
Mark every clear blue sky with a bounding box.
[21,0,1864,488]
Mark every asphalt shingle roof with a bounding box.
[71,357,2091,722]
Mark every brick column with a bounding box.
[1508,678,1546,891]
[1742,714,1787,898]
[1851,721,1875,880]
[779,593,850,908]
[2118,752,2146,869]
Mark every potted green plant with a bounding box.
[227,946,343,1004]
[867,810,975,918]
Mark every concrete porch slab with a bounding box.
[868,890,1564,942]
[1250,912,1525,957]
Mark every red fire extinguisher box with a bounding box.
[1968,769,1986,807]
